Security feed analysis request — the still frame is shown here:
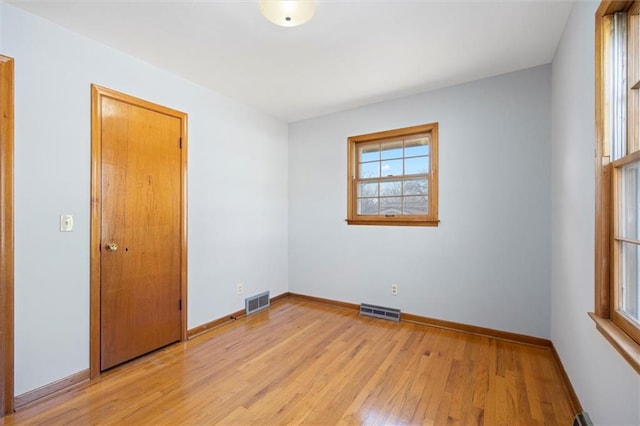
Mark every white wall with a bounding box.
[289,65,552,338]
[551,2,640,425]
[5,4,288,395]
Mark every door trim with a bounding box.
[0,55,15,415]
[90,85,188,378]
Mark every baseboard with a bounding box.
[402,312,552,347]
[287,292,360,312]
[187,292,290,339]
[286,292,552,348]
[270,292,289,304]
[14,369,90,410]
[551,343,584,415]
[187,308,246,339]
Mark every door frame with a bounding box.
[90,85,188,378]
[0,55,15,415]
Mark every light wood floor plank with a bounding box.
[2,300,575,425]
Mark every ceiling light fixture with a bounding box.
[259,0,316,27]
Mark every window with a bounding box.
[612,152,640,344]
[594,1,640,372]
[346,123,439,226]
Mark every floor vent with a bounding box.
[572,412,592,426]
[245,291,270,316]
[360,303,401,322]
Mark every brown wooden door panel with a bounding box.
[0,55,15,415]
[99,96,182,371]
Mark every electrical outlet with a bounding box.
[60,214,74,232]
[391,284,398,295]
[237,283,243,294]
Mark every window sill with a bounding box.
[589,312,640,374]
[345,219,440,227]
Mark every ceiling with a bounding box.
[9,0,574,122]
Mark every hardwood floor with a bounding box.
[3,300,575,425]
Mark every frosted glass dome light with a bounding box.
[259,0,316,27]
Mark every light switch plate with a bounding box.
[60,214,73,232]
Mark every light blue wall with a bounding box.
[289,65,552,339]
[551,2,640,425]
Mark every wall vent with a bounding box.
[245,291,270,316]
[360,303,401,322]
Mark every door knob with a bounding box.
[105,243,118,252]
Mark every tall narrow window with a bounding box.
[594,0,640,373]
[347,123,439,226]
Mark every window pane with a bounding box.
[403,178,428,195]
[380,197,402,214]
[611,11,628,161]
[381,141,403,160]
[622,241,640,322]
[405,156,429,175]
[622,161,640,240]
[381,159,402,176]
[405,137,430,157]
[380,180,402,196]
[358,182,378,197]
[359,161,380,178]
[403,196,428,214]
[358,198,378,215]
[358,145,380,162]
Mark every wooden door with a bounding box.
[92,86,187,372]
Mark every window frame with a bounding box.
[593,0,640,374]
[346,123,439,227]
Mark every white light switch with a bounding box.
[60,214,73,232]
